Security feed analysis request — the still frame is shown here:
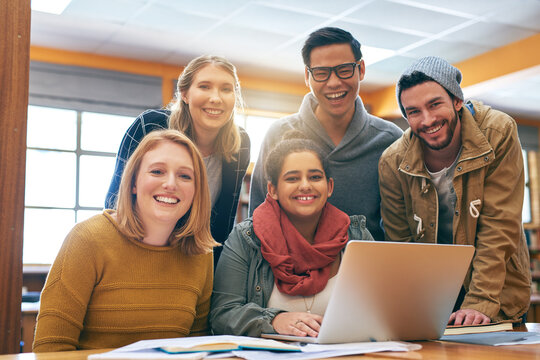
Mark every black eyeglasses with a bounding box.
[307,62,360,82]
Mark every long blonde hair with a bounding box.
[115,129,217,255]
[168,55,244,162]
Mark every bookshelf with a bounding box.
[526,224,540,312]
[529,247,540,322]
[526,150,540,322]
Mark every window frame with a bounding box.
[24,106,131,264]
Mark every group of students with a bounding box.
[32,26,531,352]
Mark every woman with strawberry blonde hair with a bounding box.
[34,130,217,352]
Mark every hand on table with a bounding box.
[271,311,322,337]
[448,308,490,325]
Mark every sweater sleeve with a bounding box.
[188,252,213,336]
[33,223,99,352]
[210,226,280,336]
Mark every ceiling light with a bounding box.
[31,0,72,15]
[362,46,395,67]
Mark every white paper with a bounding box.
[300,341,421,352]
[87,336,421,360]
[495,334,540,346]
[229,341,421,360]
[440,331,540,346]
[88,348,207,359]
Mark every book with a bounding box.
[526,228,539,250]
[444,321,513,336]
[87,335,301,360]
[528,151,540,224]
[158,336,300,353]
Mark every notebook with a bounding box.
[262,240,474,344]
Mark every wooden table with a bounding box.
[2,324,539,360]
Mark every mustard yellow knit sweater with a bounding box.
[33,211,213,352]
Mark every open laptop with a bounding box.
[262,240,474,343]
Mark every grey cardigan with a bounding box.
[210,215,373,336]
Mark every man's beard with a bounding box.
[414,108,459,151]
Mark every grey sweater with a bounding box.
[248,93,402,241]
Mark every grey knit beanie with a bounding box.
[396,56,464,117]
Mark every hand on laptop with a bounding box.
[448,308,490,326]
[272,312,322,337]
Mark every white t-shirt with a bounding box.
[426,148,461,244]
[267,276,337,316]
[203,153,222,207]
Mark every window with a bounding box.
[236,114,280,163]
[24,106,133,264]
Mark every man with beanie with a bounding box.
[249,27,402,241]
[378,56,531,325]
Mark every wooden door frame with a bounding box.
[0,0,31,354]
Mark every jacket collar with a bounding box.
[399,101,494,177]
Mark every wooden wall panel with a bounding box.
[0,0,31,354]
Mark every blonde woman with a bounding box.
[34,130,217,352]
[106,55,250,264]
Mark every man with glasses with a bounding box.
[378,56,530,325]
[248,27,402,241]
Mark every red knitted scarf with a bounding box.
[253,195,350,296]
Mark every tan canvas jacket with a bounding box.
[379,100,531,321]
